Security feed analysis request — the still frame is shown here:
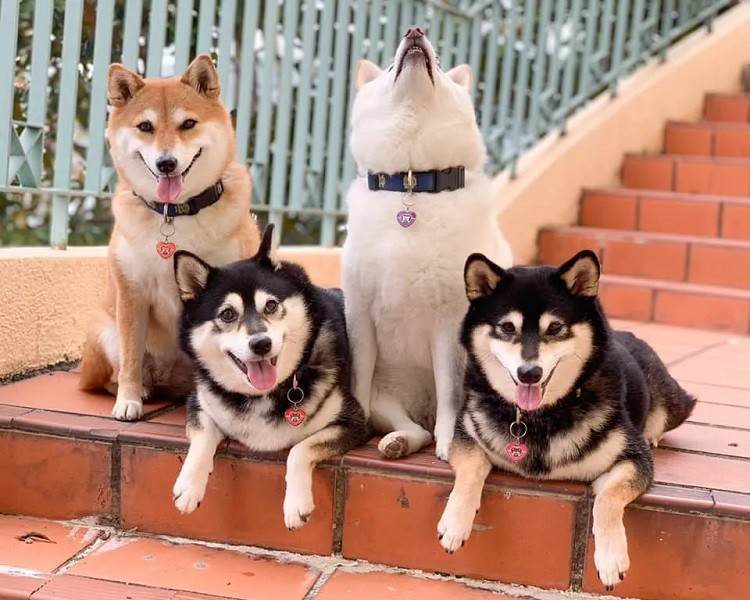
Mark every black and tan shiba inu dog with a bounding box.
[437,250,695,590]
[171,225,367,529]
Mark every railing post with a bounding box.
[0,0,20,187]
[50,0,85,249]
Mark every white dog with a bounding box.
[342,27,513,460]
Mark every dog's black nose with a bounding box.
[155,155,178,174]
[517,364,543,385]
[405,27,424,39]
[250,336,272,357]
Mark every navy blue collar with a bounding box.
[367,166,465,193]
[134,180,224,218]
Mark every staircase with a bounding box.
[540,92,750,333]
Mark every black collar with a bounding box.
[134,180,224,218]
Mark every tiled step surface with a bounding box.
[621,154,750,196]
[665,121,750,157]
[0,321,749,600]
[540,226,750,288]
[580,188,750,239]
[0,515,558,600]
[704,92,750,123]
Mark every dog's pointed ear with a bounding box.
[107,64,145,107]
[465,253,505,301]
[253,224,279,268]
[446,64,473,92]
[355,60,382,90]
[557,250,601,297]
[182,54,220,99]
[174,251,212,302]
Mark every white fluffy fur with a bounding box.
[343,34,513,459]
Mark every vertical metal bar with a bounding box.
[660,0,673,61]
[382,0,400,58]
[268,0,300,234]
[217,0,238,104]
[321,0,352,246]
[196,0,217,54]
[577,0,598,102]
[341,0,370,195]
[467,11,482,102]
[629,0,645,68]
[50,0,85,249]
[121,0,143,69]
[496,3,517,142]
[545,0,568,109]
[21,0,55,185]
[252,0,281,172]
[479,14,500,140]
[0,0,19,185]
[235,0,260,163]
[558,0,581,132]
[146,0,169,77]
[84,0,116,193]
[455,13,470,67]
[365,0,383,63]
[309,0,335,173]
[608,0,629,95]
[528,0,553,140]
[509,0,536,176]
[288,1,319,210]
[440,14,456,68]
[173,0,195,74]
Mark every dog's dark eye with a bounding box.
[499,322,516,335]
[136,121,154,134]
[546,322,564,336]
[219,307,237,322]
[264,299,279,315]
[180,119,197,131]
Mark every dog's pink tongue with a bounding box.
[246,360,277,391]
[157,176,183,203]
[515,385,543,411]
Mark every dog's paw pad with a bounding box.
[172,475,206,515]
[378,434,409,459]
[112,399,143,421]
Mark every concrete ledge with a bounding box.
[0,246,342,377]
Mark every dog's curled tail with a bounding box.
[78,336,114,394]
[664,385,697,433]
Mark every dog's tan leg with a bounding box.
[591,460,650,590]
[283,424,351,530]
[112,273,149,420]
[437,440,492,552]
[173,401,224,514]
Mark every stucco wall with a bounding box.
[2,4,750,375]
[498,3,750,263]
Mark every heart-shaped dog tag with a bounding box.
[156,241,176,259]
[396,210,417,228]
[505,442,528,462]
[285,407,307,427]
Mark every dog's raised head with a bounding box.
[462,250,608,412]
[106,55,234,205]
[351,27,485,173]
[173,225,313,396]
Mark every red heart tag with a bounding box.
[505,442,528,462]
[284,407,307,427]
[156,241,176,259]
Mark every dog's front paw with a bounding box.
[594,524,630,591]
[283,486,315,530]
[112,397,143,421]
[435,438,451,461]
[437,497,475,554]
[173,471,207,515]
[378,432,409,459]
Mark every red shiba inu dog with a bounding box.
[79,55,259,420]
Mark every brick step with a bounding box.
[704,92,750,124]
[600,274,750,332]
[621,154,750,197]
[540,225,750,290]
[580,188,750,239]
[664,121,750,157]
[0,370,749,599]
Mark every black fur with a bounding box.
[456,251,696,487]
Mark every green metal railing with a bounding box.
[0,0,736,248]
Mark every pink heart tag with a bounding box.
[396,210,417,228]
[284,407,307,427]
[506,442,528,462]
[156,241,176,259]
